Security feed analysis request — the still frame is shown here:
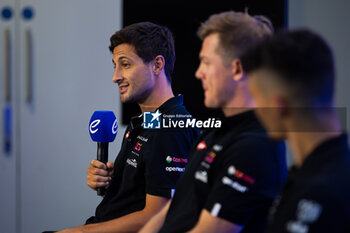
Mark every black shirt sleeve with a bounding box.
[144,129,193,198]
[204,137,280,226]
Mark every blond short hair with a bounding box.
[197,11,273,64]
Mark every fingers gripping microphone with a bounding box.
[89,111,118,196]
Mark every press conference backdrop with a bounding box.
[0,1,125,233]
[286,0,350,166]
[121,0,286,124]
[288,0,350,135]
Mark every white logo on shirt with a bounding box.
[137,135,149,142]
[195,170,208,183]
[126,158,137,168]
[200,161,210,169]
[212,144,223,152]
[165,167,185,172]
[286,199,323,233]
[286,221,309,233]
[222,176,248,193]
[297,199,323,223]
[210,203,222,217]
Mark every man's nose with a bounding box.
[195,65,203,80]
[112,66,123,83]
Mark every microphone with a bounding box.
[89,111,118,196]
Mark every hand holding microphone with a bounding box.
[88,111,118,196]
[86,160,114,192]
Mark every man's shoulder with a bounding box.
[223,128,282,155]
[279,175,350,222]
[297,164,350,197]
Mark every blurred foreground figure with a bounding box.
[242,29,350,233]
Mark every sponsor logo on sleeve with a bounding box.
[222,176,248,193]
[227,166,255,184]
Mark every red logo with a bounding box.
[125,131,130,139]
[228,166,255,184]
[134,142,142,151]
[197,141,207,150]
[172,157,188,163]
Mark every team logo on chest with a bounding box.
[197,141,207,150]
[195,170,208,183]
[286,199,323,233]
[126,158,137,168]
[134,142,142,151]
[296,199,323,223]
[205,152,216,164]
[195,144,223,184]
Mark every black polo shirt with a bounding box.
[267,134,350,233]
[159,110,287,233]
[86,95,199,224]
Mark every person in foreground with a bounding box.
[140,11,287,233]
[57,22,199,233]
[241,29,350,233]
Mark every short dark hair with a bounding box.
[109,22,175,82]
[197,11,274,64]
[241,29,335,106]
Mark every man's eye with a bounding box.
[201,61,209,66]
[122,63,130,68]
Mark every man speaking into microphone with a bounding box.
[57,22,199,233]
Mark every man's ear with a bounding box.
[152,55,165,75]
[232,58,244,81]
